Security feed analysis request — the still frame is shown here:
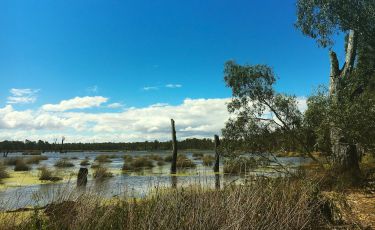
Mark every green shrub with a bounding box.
[93,166,113,179]
[14,159,31,171]
[54,159,74,168]
[26,155,48,164]
[39,166,62,182]
[202,155,215,166]
[176,155,196,168]
[4,157,21,166]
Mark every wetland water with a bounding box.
[0,151,311,210]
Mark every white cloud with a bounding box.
[107,102,124,109]
[142,86,159,91]
[0,98,231,142]
[165,84,182,88]
[7,88,39,104]
[42,96,108,112]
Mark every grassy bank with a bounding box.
[0,177,325,230]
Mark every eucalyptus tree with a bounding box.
[296,0,375,175]
[221,61,320,163]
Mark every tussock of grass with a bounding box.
[0,164,9,180]
[122,157,154,171]
[3,157,21,166]
[25,155,48,164]
[202,155,215,166]
[80,159,90,166]
[164,155,173,162]
[223,157,257,175]
[95,155,112,163]
[39,166,62,182]
[123,155,133,162]
[176,155,196,169]
[54,159,74,168]
[14,159,31,171]
[93,166,113,179]
[192,152,204,158]
[145,154,163,161]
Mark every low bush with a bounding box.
[123,155,133,162]
[4,157,21,166]
[192,152,204,158]
[54,159,74,168]
[146,154,163,161]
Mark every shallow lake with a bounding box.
[0,151,311,210]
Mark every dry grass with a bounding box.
[95,155,112,163]
[0,177,325,230]
[0,163,9,180]
[176,155,196,169]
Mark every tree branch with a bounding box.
[341,30,358,79]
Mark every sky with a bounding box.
[0,0,346,143]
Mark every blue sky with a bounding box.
[0,0,346,142]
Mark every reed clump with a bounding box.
[14,159,31,171]
[95,155,112,163]
[39,166,62,182]
[223,157,258,175]
[93,166,113,180]
[54,159,74,168]
[176,155,196,169]
[25,155,48,164]
[202,155,215,166]
[0,163,9,180]
[80,159,90,166]
[122,157,154,171]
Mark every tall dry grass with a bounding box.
[0,177,325,230]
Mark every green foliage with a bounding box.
[295,0,375,47]
[222,61,305,157]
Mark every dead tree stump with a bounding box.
[77,168,88,186]
[214,135,220,173]
[170,119,178,174]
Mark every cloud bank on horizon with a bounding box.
[0,88,307,143]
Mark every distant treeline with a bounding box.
[0,138,214,153]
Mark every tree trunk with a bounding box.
[329,30,361,176]
[170,119,178,174]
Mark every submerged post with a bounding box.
[170,119,178,174]
[77,168,88,187]
[214,135,220,173]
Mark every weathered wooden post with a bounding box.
[214,135,220,173]
[170,119,178,174]
[77,168,88,186]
